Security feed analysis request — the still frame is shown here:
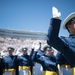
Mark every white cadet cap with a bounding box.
[22,47,28,51]
[62,12,75,29]
[7,47,15,51]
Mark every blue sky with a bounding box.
[0,0,75,36]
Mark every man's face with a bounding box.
[8,50,14,55]
[67,23,75,34]
[22,50,27,54]
[45,49,54,56]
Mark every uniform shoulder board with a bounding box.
[60,36,69,45]
[60,36,67,39]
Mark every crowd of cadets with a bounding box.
[0,41,72,75]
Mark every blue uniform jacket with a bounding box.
[31,49,58,72]
[47,18,75,68]
[17,54,33,75]
[30,49,44,62]
[38,55,58,72]
[3,55,17,69]
[18,54,32,66]
[56,52,69,65]
[3,55,18,75]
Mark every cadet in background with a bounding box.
[31,45,58,75]
[17,47,32,75]
[3,47,18,75]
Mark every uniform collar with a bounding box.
[69,34,75,38]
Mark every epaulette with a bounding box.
[60,36,67,39]
[60,36,69,45]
